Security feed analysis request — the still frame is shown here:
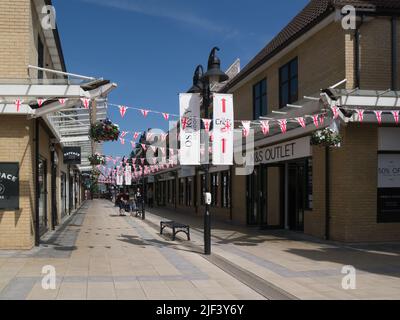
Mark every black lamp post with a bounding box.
[141,158,145,220]
[188,47,229,255]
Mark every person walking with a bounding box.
[135,188,142,214]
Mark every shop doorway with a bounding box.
[38,157,48,236]
[61,172,67,218]
[246,165,267,226]
[287,161,307,231]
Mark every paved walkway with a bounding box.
[144,206,400,300]
[0,200,264,300]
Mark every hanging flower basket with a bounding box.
[88,153,106,165]
[310,128,342,147]
[90,118,120,143]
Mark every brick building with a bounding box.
[144,0,400,242]
[0,0,116,249]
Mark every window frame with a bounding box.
[279,57,298,108]
[253,78,267,119]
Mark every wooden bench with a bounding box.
[160,221,190,241]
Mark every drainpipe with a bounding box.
[354,15,364,89]
[34,119,40,246]
[392,17,398,90]
[325,146,330,240]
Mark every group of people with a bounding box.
[115,187,154,216]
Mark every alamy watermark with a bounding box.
[41,265,56,290]
[341,265,356,290]
[336,5,357,30]
[41,5,57,30]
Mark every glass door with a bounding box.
[246,166,267,226]
[288,162,305,231]
[38,158,48,235]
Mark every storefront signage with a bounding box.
[179,166,196,178]
[0,163,19,210]
[378,153,400,222]
[253,136,311,165]
[63,147,81,165]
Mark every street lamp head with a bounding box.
[188,65,204,93]
[202,47,229,86]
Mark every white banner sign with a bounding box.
[378,154,400,188]
[125,165,132,186]
[179,93,201,165]
[116,167,124,186]
[213,93,234,165]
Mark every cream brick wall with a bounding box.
[233,21,346,121]
[0,0,31,78]
[0,116,35,249]
[359,17,392,90]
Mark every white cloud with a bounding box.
[79,0,230,34]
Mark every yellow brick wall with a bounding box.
[359,17,392,90]
[0,116,35,249]
[233,21,346,121]
[330,124,400,242]
[304,146,326,239]
[0,0,30,78]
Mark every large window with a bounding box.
[253,79,267,119]
[211,173,219,207]
[185,177,192,206]
[200,174,206,205]
[179,178,184,205]
[305,158,313,210]
[378,152,400,223]
[279,57,298,108]
[221,171,231,208]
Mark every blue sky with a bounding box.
[53,0,309,159]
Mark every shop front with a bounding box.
[246,136,312,231]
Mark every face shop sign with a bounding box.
[0,163,19,210]
[253,136,311,165]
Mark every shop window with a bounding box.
[378,152,400,223]
[179,178,184,205]
[279,57,298,108]
[211,173,219,207]
[221,171,231,208]
[186,177,192,206]
[305,158,313,210]
[200,174,206,205]
[253,79,267,119]
[172,179,176,205]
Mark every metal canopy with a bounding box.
[0,68,117,172]
[46,99,108,171]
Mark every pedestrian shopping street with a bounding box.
[0,200,264,300]
[0,200,399,300]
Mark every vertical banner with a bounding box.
[213,93,234,165]
[179,93,201,165]
[116,167,124,186]
[125,165,132,186]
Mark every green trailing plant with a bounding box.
[311,128,342,147]
[90,118,120,143]
[88,153,106,165]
